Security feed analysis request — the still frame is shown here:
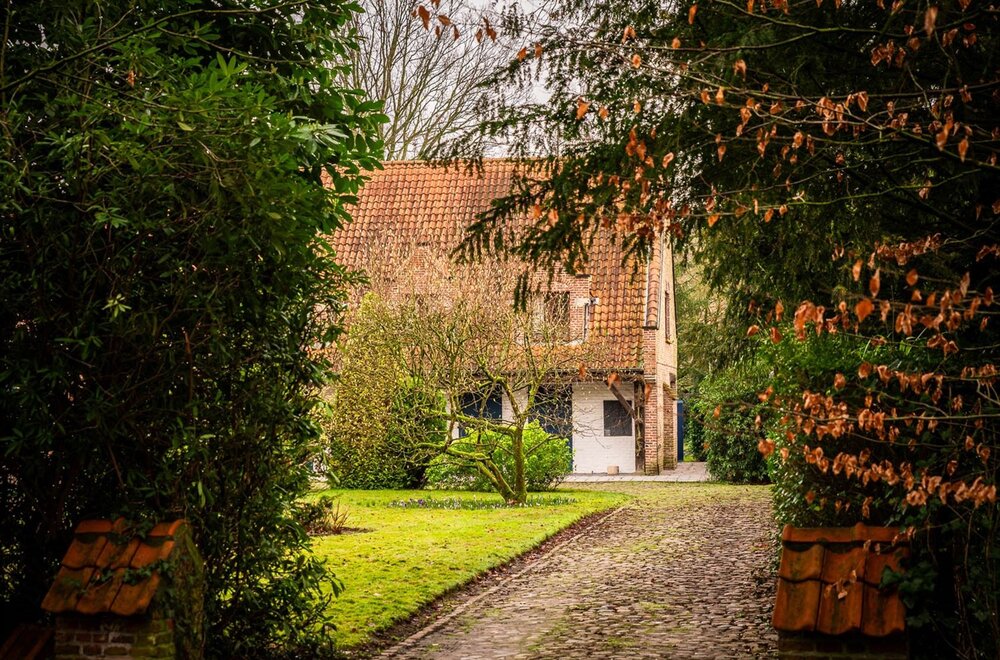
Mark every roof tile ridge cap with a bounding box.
[147,519,187,538]
[75,519,115,535]
[378,157,533,167]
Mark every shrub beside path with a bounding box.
[382,483,778,659]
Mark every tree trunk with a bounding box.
[512,426,527,504]
[475,460,516,503]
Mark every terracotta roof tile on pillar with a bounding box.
[41,518,189,617]
[773,523,909,638]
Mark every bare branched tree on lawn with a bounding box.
[328,243,604,503]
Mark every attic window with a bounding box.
[535,292,570,341]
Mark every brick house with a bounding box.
[332,160,679,474]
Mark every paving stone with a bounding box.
[385,484,779,659]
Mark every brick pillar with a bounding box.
[642,380,660,474]
[54,615,176,659]
[661,383,678,469]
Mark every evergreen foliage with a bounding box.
[324,298,444,489]
[0,2,382,654]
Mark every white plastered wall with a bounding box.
[570,382,636,474]
[496,383,635,474]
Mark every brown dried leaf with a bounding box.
[924,6,938,37]
[870,269,881,297]
[855,297,874,323]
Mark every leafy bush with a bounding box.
[323,302,446,489]
[683,405,708,461]
[325,430,429,490]
[0,2,382,655]
[425,422,572,493]
[759,328,1000,658]
[295,496,350,536]
[689,359,771,484]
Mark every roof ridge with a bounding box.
[378,157,535,165]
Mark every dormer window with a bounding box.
[533,291,570,341]
[545,292,570,339]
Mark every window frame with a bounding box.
[603,399,633,437]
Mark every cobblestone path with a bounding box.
[386,483,778,660]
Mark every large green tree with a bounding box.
[428,0,998,655]
[0,1,382,655]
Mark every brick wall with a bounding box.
[54,615,175,660]
[661,384,676,469]
[641,376,659,474]
[650,236,679,471]
[777,631,907,659]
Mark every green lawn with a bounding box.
[310,488,629,648]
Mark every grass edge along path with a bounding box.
[309,489,630,649]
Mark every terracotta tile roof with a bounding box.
[41,519,186,617]
[773,523,908,637]
[334,160,647,370]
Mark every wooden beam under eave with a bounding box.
[606,379,641,422]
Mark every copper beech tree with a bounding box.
[409,0,998,655]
